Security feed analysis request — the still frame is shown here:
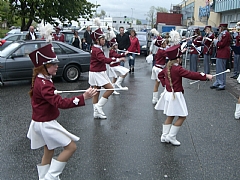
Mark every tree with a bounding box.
[95,9,106,19]
[146,6,168,28]
[0,0,14,27]
[136,19,141,25]
[9,0,97,31]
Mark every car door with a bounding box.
[5,43,40,80]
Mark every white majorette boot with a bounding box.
[161,124,171,142]
[235,103,240,119]
[115,77,127,89]
[44,158,66,180]
[112,84,120,95]
[152,92,158,104]
[165,125,181,146]
[93,104,106,119]
[37,164,50,180]
[95,97,108,118]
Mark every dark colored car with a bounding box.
[61,30,84,45]
[0,40,13,51]
[0,40,90,85]
[136,32,148,56]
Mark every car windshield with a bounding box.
[137,34,146,41]
[0,42,21,57]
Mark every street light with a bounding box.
[131,8,134,27]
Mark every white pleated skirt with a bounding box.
[109,66,129,78]
[151,66,162,82]
[155,90,188,117]
[88,71,111,87]
[27,120,80,150]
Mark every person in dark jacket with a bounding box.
[116,27,131,66]
[25,26,38,40]
[84,26,93,51]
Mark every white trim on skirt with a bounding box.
[89,71,111,87]
[151,66,162,82]
[27,120,80,150]
[155,90,188,117]
[109,65,129,78]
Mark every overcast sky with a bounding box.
[87,0,182,20]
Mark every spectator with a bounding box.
[81,38,88,51]
[25,26,38,40]
[127,29,140,73]
[53,26,65,42]
[84,26,92,51]
[70,31,82,49]
[116,27,131,66]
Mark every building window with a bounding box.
[120,21,122,23]
[123,21,125,23]
[113,21,116,23]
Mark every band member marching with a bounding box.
[155,44,213,146]
[108,38,129,95]
[231,26,240,79]
[89,28,124,119]
[151,36,167,104]
[203,26,215,74]
[211,23,231,91]
[27,44,97,179]
[189,28,203,72]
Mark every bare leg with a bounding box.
[165,116,175,125]
[92,86,101,104]
[41,145,54,165]
[112,77,117,84]
[102,83,114,98]
[121,73,128,78]
[57,141,77,162]
[153,80,160,92]
[174,116,186,126]
[238,97,240,104]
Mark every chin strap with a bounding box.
[43,64,51,76]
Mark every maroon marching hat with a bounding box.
[219,23,228,28]
[204,25,212,30]
[55,26,61,30]
[29,44,59,68]
[109,38,118,47]
[91,28,105,41]
[194,28,200,32]
[155,36,165,47]
[165,44,182,60]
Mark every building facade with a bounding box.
[181,0,220,28]
[214,0,240,27]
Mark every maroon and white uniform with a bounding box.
[53,33,65,42]
[155,64,207,116]
[151,47,166,81]
[27,74,85,150]
[88,45,117,86]
[108,49,129,78]
[190,35,203,54]
[203,32,215,55]
[214,30,231,59]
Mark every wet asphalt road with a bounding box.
[1,50,240,180]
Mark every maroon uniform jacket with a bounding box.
[190,35,203,54]
[203,32,215,55]
[31,76,85,122]
[158,64,206,93]
[109,49,125,67]
[53,33,65,42]
[236,33,240,47]
[216,30,231,59]
[90,45,116,72]
[154,48,166,68]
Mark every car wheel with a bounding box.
[63,65,81,82]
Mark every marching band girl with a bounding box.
[108,38,129,95]
[89,28,124,119]
[151,36,167,104]
[231,27,240,79]
[27,44,97,179]
[203,26,215,74]
[189,28,203,72]
[155,44,213,146]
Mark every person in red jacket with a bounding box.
[127,29,140,73]
[211,23,231,90]
[108,38,129,95]
[189,28,203,72]
[151,36,167,104]
[53,26,65,42]
[89,28,124,119]
[203,25,215,74]
[155,44,212,146]
[27,44,97,180]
